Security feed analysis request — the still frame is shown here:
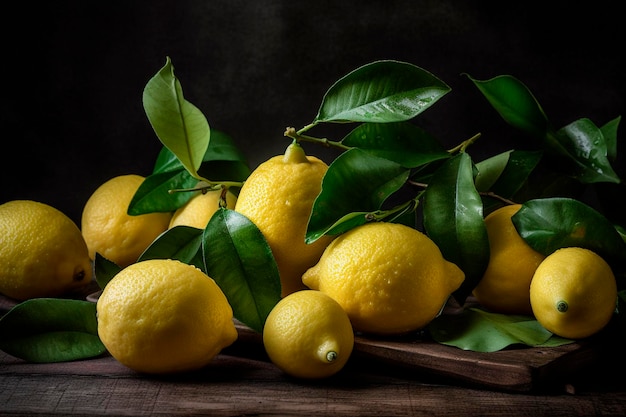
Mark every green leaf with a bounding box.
[128,169,198,215]
[306,148,410,243]
[203,209,281,333]
[550,118,620,184]
[512,197,626,268]
[475,150,542,195]
[428,308,573,352]
[93,253,122,290]
[138,225,205,270]
[142,56,210,178]
[423,153,489,304]
[196,130,251,185]
[475,150,543,214]
[0,299,106,363]
[466,74,550,139]
[152,130,248,177]
[314,60,450,124]
[600,115,621,160]
[341,122,450,168]
[129,131,251,215]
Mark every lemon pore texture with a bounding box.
[472,204,546,315]
[235,143,334,297]
[96,259,238,374]
[81,174,172,268]
[530,247,617,339]
[0,200,92,300]
[263,289,354,379]
[302,222,465,335]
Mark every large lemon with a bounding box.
[81,174,172,267]
[530,247,617,339]
[0,200,92,300]
[263,289,354,379]
[302,222,465,335]
[472,204,546,315]
[234,142,334,297]
[96,259,238,374]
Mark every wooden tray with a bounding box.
[0,285,612,393]
[231,319,607,393]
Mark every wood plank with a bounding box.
[2,350,626,417]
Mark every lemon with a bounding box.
[530,247,617,339]
[81,174,172,267]
[96,258,238,374]
[169,187,237,229]
[263,289,354,379]
[302,222,465,335]
[0,200,92,301]
[472,204,546,315]
[234,142,334,297]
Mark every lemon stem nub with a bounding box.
[283,142,309,164]
[556,300,569,313]
[317,341,338,363]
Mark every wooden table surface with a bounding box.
[2,329,626,417]
[2,287,626,416]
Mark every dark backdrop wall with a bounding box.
[3,1,624,225]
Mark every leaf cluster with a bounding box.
[1,57,625,363]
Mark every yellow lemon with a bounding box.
[263,289,354,379]
[302,222,464,335]
[235,142,334,297]
[169,187,237,229]
[96,258,238,374]
[472,204,546,315]
[81,174,172,267]
[530,247,617,339]
[0,200,92,301]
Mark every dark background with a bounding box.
[3,1,624,225]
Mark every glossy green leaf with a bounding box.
[143,56,210,178]
[138,225,205,271]
[341,122,450,168]
[128,169,198,215]
[196,130,251,184]
[550,118,620,184]
[475,150,543,214]
[428,308,573,352]
[153,130,249,175]
[423,153,489,304]
[314,60,450,124]
[203,209,281,333]
[93,253,122,290]
[129,131,250,215]
[475,150,542,194]
[0,299,106,363]
[601,115,621,160]
[467,74,550,139]
[306,148,410,243]
[512,197,626,267]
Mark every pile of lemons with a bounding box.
[0,142,619,379]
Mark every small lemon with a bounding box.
[472,204,546,315]
[235,142,334,297]
[0,200,92,300]
[303,222,465,335]
[81,174,172,267]
[530,247,617,339]
[169,187,237,229]
[263,289,354,379]
[96,259,238,374]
